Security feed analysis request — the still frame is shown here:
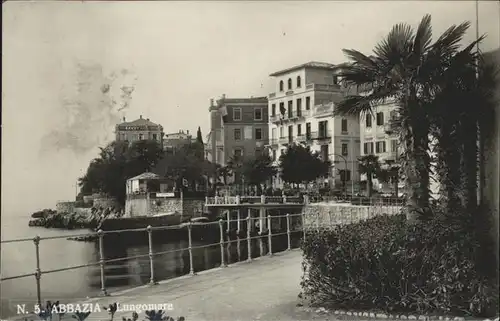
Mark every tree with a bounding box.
[333,14,483,222]
[377,160,400,197]
[279,144,330,187]
[226,155,244,184]
[196,126,203,144]
[241,154,277,193]
[358,155,381,197]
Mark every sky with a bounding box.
[2,1,500,215]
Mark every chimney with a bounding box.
[222,94,226,99]
[140,115,143,119]
[123,117,126,122]
[146,118,150,121]
[187,130,190,135]
[210,98,214,106]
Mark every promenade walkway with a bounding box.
[13,250,338,321]
[81,250,317,321]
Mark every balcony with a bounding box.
[270,114,281,123]
[296,134,306,143]
[268,138,279,146]
[312,130,332,143]
[305,83,342,92]
[286,90,294,96]
[313,103,335,118]
[269,92,276,98]
[278,136,288,145]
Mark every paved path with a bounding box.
[15,250,335,321]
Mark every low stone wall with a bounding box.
[125,197,204,218]
[93,196,119,209]
[303,203,402,229]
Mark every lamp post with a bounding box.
[329,153,348,199]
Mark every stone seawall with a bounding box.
[125,197,204,219]
[303,203,402,229]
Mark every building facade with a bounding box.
[115,116,164,145]
[267,62,360,190]
[206,95,269,166]
[163,130,195,154]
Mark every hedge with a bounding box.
[300,213,499,317]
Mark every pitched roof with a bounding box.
[128,172,160,181]
[216,96,268,106]
[269,61,338,77]
[118,117,161,127]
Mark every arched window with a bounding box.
[287,78,292,90]
[279,80,284,92]
[296,76,302,88]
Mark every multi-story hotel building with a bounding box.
[163,130,195,154]
[115,115,164,145]
[205,95,269,166]
[267,62,360,190]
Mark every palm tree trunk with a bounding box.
[402,116,431,223]
[394,173,399,197]
[367,175,373,197]
[435,125,463,215]
[461,119,478,215]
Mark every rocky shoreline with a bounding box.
[29,207,124,240]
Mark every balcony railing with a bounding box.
[278,136,288,145]
[205,195,305,206]
[296,134,306,142]
[305,83,342,92]
[313,103,335,117]
[269,92,276,98]
[311,130,332,141]
[268,138,279,146]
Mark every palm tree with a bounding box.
[378,160,400,197]
[358,155,381,197]
[333,14,483,222]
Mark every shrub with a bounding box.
[300,213,499,317]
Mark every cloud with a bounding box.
[39,62,137,156]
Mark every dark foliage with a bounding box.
[300,213,499,317]
[279,144,330,185]
[241,153,277,189]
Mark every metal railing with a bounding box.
[0,213,307,308]
[205,195,306,206]
[308,196,406,206]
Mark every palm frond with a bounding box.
[412,14,433,57]
[373,22,415,63]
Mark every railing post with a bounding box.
[147,225,157,285]
[286,214,291,251]
[246,215,252,262]
[187,223,195,275]
[219,219,226,268]
[33,236,42,307]
[236,195,240,204]
[267,215,273,256]
[214,196,219,204]
[260,194,265,204]
[97,229,108,296]
[283,195,287,203]
[205,196,208,204]
[302,212,306,240]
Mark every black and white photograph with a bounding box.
[1,1,499,321]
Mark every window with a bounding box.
[272,149,277,161]
[375,141,387,153]
[234,149,242,157]
[279,126,284,138]
[279,80,284,92]
[255,148,262,157]
[376,112,384,126]
[333,75,338,85]
[297,124,302,136]
[254,108,263,120]
[366,114,372,128]
[306,122,311,139]
[296,76,302,88]
[320,145,329,161]
[390,110,398,120]
[341,118,348,133]
[255,128,262,140]
[233,108,242,121]
[288,101,293,117]
[339,170,351,182]
[288,125,293,143]
[341,143,348,156]
[318,120,328,138]
[152,134,157,140]
[287,78,292,90]
[271,104,276,116]
[363,142,374,155]
[296,98,302,116]
[234,128,241,140]
[305,97,311,110]
[279,102,285,115]
[139,134,144,140]
[271,128,277,140]
[391,139,398,152]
